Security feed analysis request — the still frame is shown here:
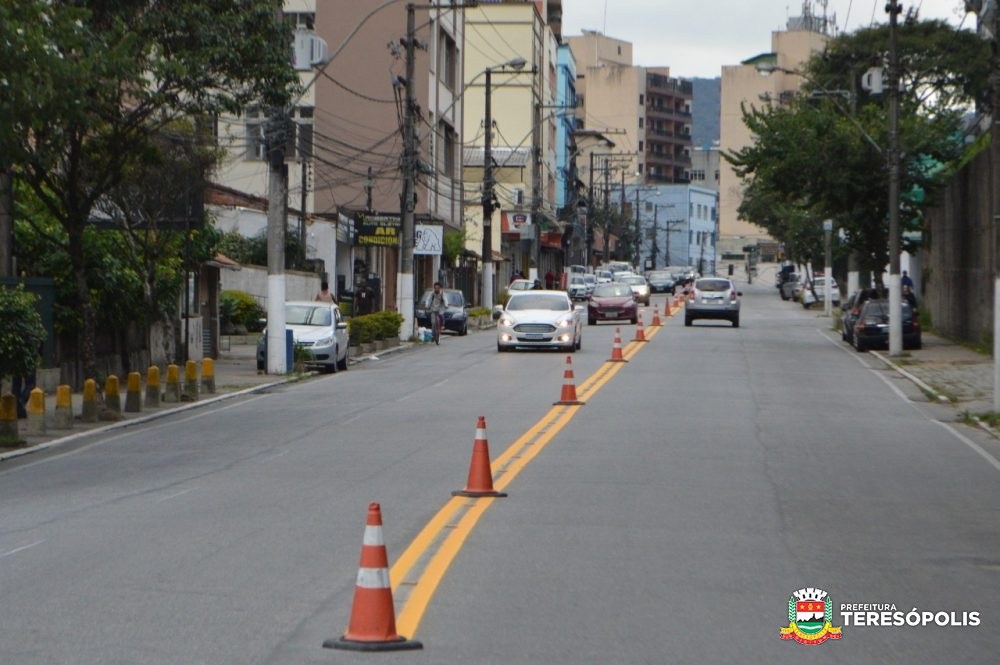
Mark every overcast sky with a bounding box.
[560,0,976,79]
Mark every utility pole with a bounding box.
[299,157,308,268]
[398,3,419,340]
[650,204,659,268]
[634,187,641,267]
[886,0,903,356]
[823,219,833,318]
[482,66,495,309]
[531,97,542,282]
[992,1,1000,411]
[265,111,290,374]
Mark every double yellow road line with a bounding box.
[389,314,667,637]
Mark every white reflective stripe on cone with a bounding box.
[362,525,385,546]
[356,567,392,589]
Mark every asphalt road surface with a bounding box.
[2,278,999,664]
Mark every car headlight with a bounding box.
[314,335,335,347]
[557,317,573,328]
[499,316,515,327]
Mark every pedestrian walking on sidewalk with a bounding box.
[315,281,337,304]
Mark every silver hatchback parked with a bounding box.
[684,277,742,327]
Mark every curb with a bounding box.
[871,350,1000,439]
[0,379,290,463]
[869,350,950,404]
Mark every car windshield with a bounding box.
[696,279,731,292]
[419,290,463,307]
[649,272,671,280]
[509,281,532,290]
[507,294,570,311]
[624,276,646,285]
[593,284,632,298]
[286,305,331,326]
[863,301,914,318]
[583,275,596,284]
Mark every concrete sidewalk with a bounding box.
[0,335,416,462]
[868,330,994,415]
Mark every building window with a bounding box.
[439,120,456,178]
[638,140,644,152]
[245,107,265,160]
[639,94,644,106]
[286,11,315,30]
[638,163,643,174]
[638,117,644,129]
[438,31,457,91]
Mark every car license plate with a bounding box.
[523,333,544,340]
[605,309,619,316]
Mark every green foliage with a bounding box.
[347,311,404,344]
[442,229,466,267]
[347,316,374,345]
[724,19,986,279]
[0,0,298,376]
[0,286,46,380]
[214,228,309,270]
[468,306,492,318]
[371,311,404,340]
[220,290,265,333]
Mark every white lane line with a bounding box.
[1,540,44,559]
[155,488,193,503]
[822,328,1000,473]
[933,420,1000,473]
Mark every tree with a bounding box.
[724,18,988,280]
[0,1,298,380]
[0,286,46,383]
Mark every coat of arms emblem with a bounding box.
[779,587,842,645]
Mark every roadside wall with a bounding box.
[922,148,993,344]
[221,264,322,305]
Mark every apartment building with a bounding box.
[463,0,564,290]
[566,31,692,191]
[717,10,831,256]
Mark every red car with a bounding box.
[587,283,638,325]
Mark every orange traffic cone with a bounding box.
[323,503,423,652]
[633,312,648,342]
[554,355,585,405]
[453,416,507,498]
[650,304,662,327]
[609,327,628,363]
[666,298,674,317]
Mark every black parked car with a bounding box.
[415,288,469,335]
[841,288,883,345]
[645,270,676,294]
[852,299,921,352]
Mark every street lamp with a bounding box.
[481,57,527,309]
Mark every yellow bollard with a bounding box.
[145,366,161,408]
[0,392,23,446]
[26,387,45,436]
[104,375,121,415]
[54,385,73,429]
[201,358,216,395]
[163,364,181,403]
[125,371,142,413]
[183,360,199,401]
[81,379,99,422]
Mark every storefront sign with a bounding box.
[356,213,400,247]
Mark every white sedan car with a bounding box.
[495,290,583,352]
